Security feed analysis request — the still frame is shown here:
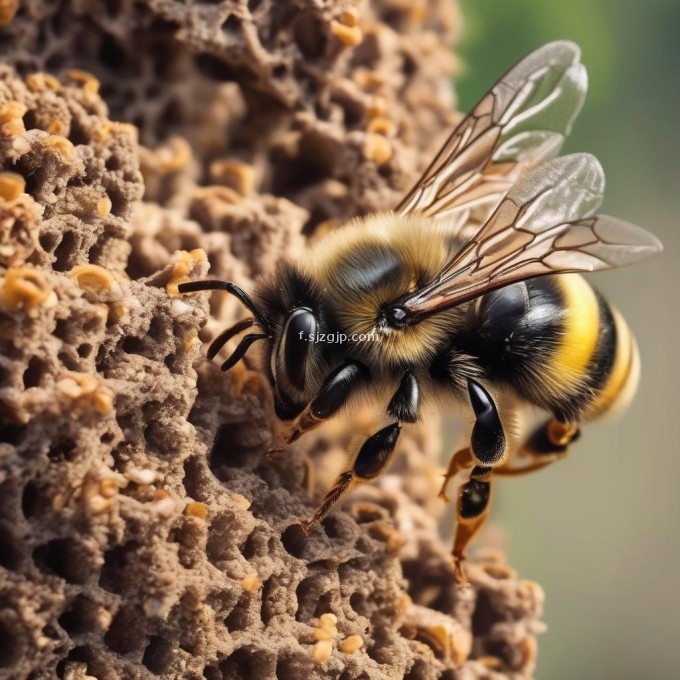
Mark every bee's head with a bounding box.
[253,262,335,420]
[179,265,333,421]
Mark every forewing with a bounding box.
[396,41,587,227]
[400,154,662,316]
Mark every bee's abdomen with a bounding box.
[471,275,639,422]
[582,303,640,421]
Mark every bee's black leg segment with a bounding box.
[467,379,507,466]
[452,465,493,584]
[495,418,580,477]
[387,370,419,422]
[299,372,414,530]
[284,361,367,443]
[354,422,401,480]
[300,423,401,532]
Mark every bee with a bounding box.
[179,42,662,582]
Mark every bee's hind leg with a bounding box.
[452,465,493,583]
[494,418,580,477]
[300,371,419,533]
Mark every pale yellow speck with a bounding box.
[240,573,261,592]
[340,635,363,654]
[312,639,333,663]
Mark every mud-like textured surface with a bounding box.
[0,2,545,679]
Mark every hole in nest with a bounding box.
[182,457,203,500]
[193,54,238,82]
[203,664,220,680]
[0,424,23,445]
[313,591,334,619]
[58,350,80,371]
[143,635,174,675]
[108,189,127,217]
[77,343,93,358]
[259,578,279,624]
[404,659,430,680]
[53,231,78,272]
[56,645,91,678]
[209,423,260,471]
[21,480,45,518]
[272,64,287,80]
[366,628,393,664]
[99,33,128,70]
[48,439,77,462]
[105,154,122,172]
[148,315,166,342]
[293,12,328,60]
[321,515,345,539]
[0,362,11,386]
[104,606,146,655]
[224,593,251,633]
[23,356,48,389]
[44,52,67,72]
[0,619,21,667]
[280,524,306,559]
[22,109,40,131]
[54,318,72,343]
[121,335,148,357]
[222,14,242,38]
[349,591,370,617]
[58,595,98,637]
[294,576,330,623]
[39,231,60,253]
[219,646,275,680]
[275,652,313,679]
[88,234,113,266]
[0,527,22,570]
[33,538,92,584]
[240,526,268,561]
[99,541,139,593]
[471,589,495,638]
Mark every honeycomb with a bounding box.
[0,1,545,679]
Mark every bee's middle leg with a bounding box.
[452,465,493,583]
[300,371,418,533]
[450,379,509,583]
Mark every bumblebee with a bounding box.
[179,42,662,582]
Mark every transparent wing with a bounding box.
[396,41,588,230]
[399,154,663,317]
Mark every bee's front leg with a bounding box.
[300,371,419,533]
[280,361,367,445]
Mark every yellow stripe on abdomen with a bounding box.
[585,306,639,420]
[550,274,601,392]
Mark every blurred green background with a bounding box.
[454,1,680,678]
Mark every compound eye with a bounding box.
[281,308,316,390]
[383,305,408,328]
